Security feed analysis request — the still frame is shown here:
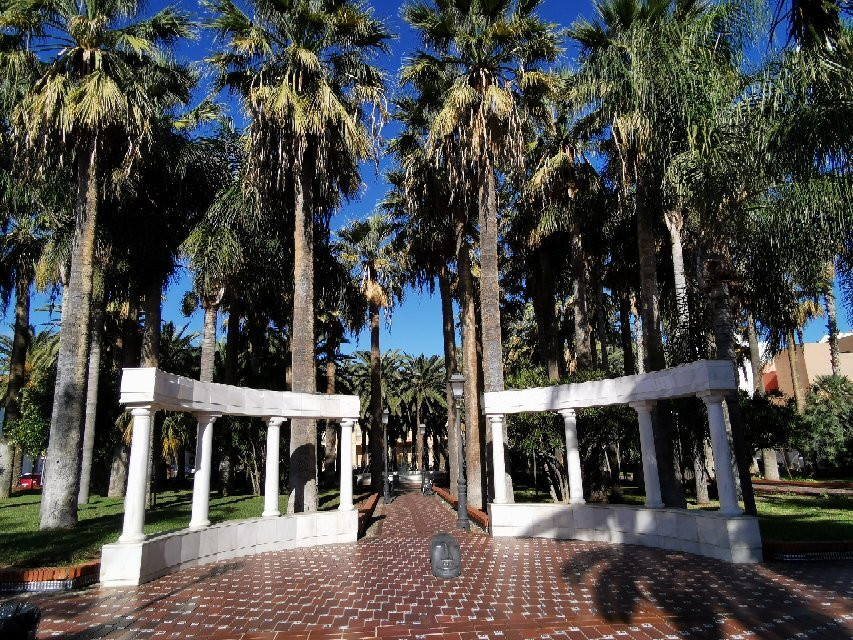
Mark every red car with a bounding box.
[18,473,42,489]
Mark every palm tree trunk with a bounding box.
[219,299,241,497]
[41,137,99,530]
[415,405,423,472]
[438,268,459,488]
[824,260,840,376]
[141,282,161,506]
[455,208,485,507]
[664,208,691,360]
[570,222,591,370]
[710,277,757,515]
[593,266,609,372]
[200,305,218,383]
[323,346,338,482]
[78,285,105,504]
[1,273,32,498]
[787,331,807,413]
[532,247,560,381]
[618,290,636,375]
[289,155,318,513]
[747,313,778,481]
[107,302,140,499]
[368,301,383,494]
[636,190,684,508]
[631,294,645,373]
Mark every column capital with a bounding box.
[629,400,656,412]
[487,414,504,425]
[129,406,154,417]
[697,392,726,404]
[557,408,577,419]
[340,418,358,427]
[265,416,286,427]
[193,412,221,423]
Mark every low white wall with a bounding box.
[489,502,762,563]
[100,509,358,587]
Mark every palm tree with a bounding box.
[3,0,193,528]
[399,354,445,472]
[403,0,560,508]
[207,0,391,512]
[337,214,403,493]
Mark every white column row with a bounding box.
[118,409,360,544]
[488,397,742,516]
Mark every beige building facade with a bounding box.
[763,334,853,397]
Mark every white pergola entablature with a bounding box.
[482,359,737,415]
[120,367,361,420]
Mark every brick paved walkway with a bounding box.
[13,491,853,640]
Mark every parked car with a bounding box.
[18,473,42,489]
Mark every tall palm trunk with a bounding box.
[289,156,318,513]
[532,247,560,381]
[477,167,512,506]
[1,273,32,498]
[747,313,778,480]
[455,206,484,506]
[636,188,684,508]
[593,267,609,372]
[415,405,423,471]
[142,281,161,506]
[439,267,458,484]
[109,301,140,499]
[323,345,338,481]
[824,260,840,376]
[709,276,757,515]
[618,290,635,375]
[570,222,591,369]
[78,284,105,504]
[664,208,691,359]
[368,300,383,493]
[786,331,807,413]
[41,138,99,530]
[200,304,218,383]
[219,299,241,497]
[631,293,645,374]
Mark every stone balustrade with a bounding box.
[483,360,763,563]
[100,368,362,587]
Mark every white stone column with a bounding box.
[630,401,664,508]
[339,419,355,511]
[701,394,742,516]
[190,413,219,529]
[489,415,508,504]
[559,409,585,504]
[119,407,154,543]
[263,417,284,517]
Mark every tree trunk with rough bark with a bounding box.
[532,247,560,381]
[1,273,32,498]
[41,138,99,530]
[323,348,338,482]
[664,208,691,360]
[709,277,757,515]
[593,267,609,372]
[477,167,512,507]
[824,260,840,376]
[570,222,591,370]
[289,156,317,513]
[636,193,684,508]
[787,331,806,413]
[200,305,218,384]
[618,290,636,375]
[439,268,459,488]
[142,282,161,506]
[368,301,383,494]
[78,286,105,504]
[455,207,484,506]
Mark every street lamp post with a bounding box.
[449,373,469,531]
[382,409,391,504]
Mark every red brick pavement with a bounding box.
[10,490,853,640]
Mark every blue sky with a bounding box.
[3,0,850,357]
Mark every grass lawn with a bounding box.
[512,485,853,542]
[0,486,372,569]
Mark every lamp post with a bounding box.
[449,373,469,530]
[382,408,391,504]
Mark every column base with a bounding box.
[569,498,586,505]
[118,533,146,544]
[189,520,210,530]
[337,504,354,512]
[262,510,281,518]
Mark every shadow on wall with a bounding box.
[559,545,849,639]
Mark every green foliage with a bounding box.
[739,390,799,454]
[796,375,853,469]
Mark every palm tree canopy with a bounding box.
[337,213,404,312]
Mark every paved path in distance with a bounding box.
[16,490,853,639]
